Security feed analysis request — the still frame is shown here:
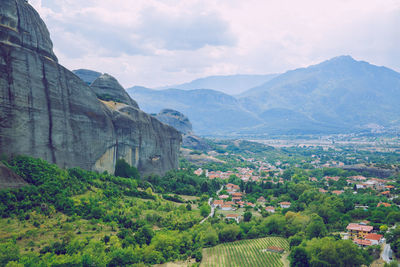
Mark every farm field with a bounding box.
[201,237,289,267]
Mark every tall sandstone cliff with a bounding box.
[0,0,181,176]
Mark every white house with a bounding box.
[225,214,241,223]
[365,233,383,245]
[280,202,291,209]
[221,204,234,211]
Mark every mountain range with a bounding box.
[74,56,400,136]
[157,74,278,95]
[125,56,400,136]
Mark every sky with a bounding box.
[30,0,400,88]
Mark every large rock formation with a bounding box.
[156,109,193,135]
[0,0,181,176]
[72,69,101,85]
[91,73,139,108]
[156,109,209,151]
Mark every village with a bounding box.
[194,160,398,253]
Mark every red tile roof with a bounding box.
[365,233,383,241]
[377,202,391,207]
[280,202,291,205]
[226,214,239,218]
[226,183,240,189]
[346,223,373,232]
[354,239,372,246]
[213,200,224,205]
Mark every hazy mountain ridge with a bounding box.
[127,87,262,135]
[158,74,279,95]
[239,56,400,131]
[128,56,400,136]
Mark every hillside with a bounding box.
[239,56,400,133]
[127,87,262,135]
[130,56,400,136]
[158,74,278,95]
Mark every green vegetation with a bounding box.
[201,237,289,267]
[1,136,400,266]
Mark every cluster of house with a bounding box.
[347,176,395,193]
[317,188,344,195]
[263,201,291,213]
[346,222,383,247]
[194,161,283,183]
[311,175,396,198]
[213,184,256,212]
[213,182,294,222]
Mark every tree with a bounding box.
[0,241,20,266]
[244,211,252,222]
[200,204,211,217]
[200,229,218,247]
[219,225,240,242]
[201,182,209,193]
[306,214,327,239]
[289,235,304,248]
[290,247,309,267]
[135,226,154,246]
[114,158,140,179]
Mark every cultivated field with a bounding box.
[201,237,289,267]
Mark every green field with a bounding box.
[201,237,289,267]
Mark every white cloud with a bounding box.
[29,0,400,88]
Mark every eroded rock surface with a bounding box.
[0,0,181,176]
[156,109,209,151]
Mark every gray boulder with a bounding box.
[91,73,139,108]
[73,69,101,85]
[156,109,210,151]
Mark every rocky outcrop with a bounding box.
[0,0,181,176]
[91,74,139,108]
[156,109,209,151]
[157,109,193,135]
[0,162,27,189]
[72,69,101,85]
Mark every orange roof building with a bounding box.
[213,200,224,207]
[354,239,372,246]
[377,202,391,207]
[365,233,383,241]
[347,223,373,239]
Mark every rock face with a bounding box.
[0,0,181,176]
[156,109,193,135]
[72,69,101,85]
[156,109,209,151]
[0,162,27,189]
[91,74,139,108]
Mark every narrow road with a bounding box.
[381,243,393,263]
[200,185,224,224]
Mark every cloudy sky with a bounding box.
[30,0,400,88]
